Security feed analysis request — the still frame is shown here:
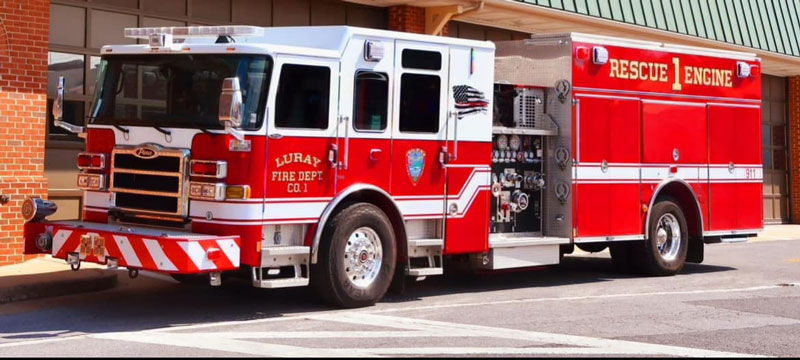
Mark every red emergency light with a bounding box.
[190,160,227,178]
[77,153,105,170]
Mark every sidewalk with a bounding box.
[0,256,117,305]
[752,224,800,242]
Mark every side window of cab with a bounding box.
[275,64,331,129]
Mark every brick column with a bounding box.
[0,0,49,265]
[789,76,800,223]
[388,5,449,36]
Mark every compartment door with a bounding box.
[574,95,641,238]
[708,104,762,231]
[641,101,709,230]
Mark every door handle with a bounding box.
[369,148,382,161]
[328,144,338,169]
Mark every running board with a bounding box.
[407,238,443,277]
[252,246,309,288]
[473,235,570,270]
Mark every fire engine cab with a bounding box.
[22,25,762,308]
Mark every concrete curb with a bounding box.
[0,269,118,305]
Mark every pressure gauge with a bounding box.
[496,135,509,150]
[509,135,521,151]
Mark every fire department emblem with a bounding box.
[406,149,426,185]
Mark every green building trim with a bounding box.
[516,0,800,57]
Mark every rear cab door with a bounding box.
[336,36,394,192]
[390,41,449,236]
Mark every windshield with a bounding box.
[90,54,272,130]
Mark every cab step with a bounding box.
[253,277,309,289]
[251,245,310,289]
[407,238,443,278]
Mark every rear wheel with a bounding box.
[635,199,688,276]
[312,203,396,308]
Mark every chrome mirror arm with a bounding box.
[53,76,86,136]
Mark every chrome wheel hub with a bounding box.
[344,227,382,289]
[655,213,681,261]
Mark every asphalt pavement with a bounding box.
[0,234,798,357]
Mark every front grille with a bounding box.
[110,145,190,218]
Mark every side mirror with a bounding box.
[218,77,244,140]
[53,76,64,120]
[53,76,85,135]
[218,77,242,126]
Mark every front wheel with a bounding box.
[635,199,688,276]
[312,203,396,308]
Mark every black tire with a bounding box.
[576,243,608,253]
[634,199,688,276]
[312,203,396,308]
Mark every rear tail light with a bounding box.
[190,160,227,178]
[77,173,106,190]
[77,153,106,170]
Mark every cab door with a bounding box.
[443,46,493,254]
[336,38,393,192]
[264,55,339,222]
[390,41,449,227]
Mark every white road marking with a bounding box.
[202,330,463,339]
[118,283,797,335]
[0,330,69,337]
[85,312,761,357]
[308,313,760,357]
[368,283,800,315]
[1,283,793,356]
[341,347,727,356]
[92,332,375,357]
[0,335,88,348]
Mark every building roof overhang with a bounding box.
[346,0,800,76]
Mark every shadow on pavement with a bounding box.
[0,254,736,339]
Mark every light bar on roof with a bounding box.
[124,26,263,39]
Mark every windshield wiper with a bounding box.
[145,117,171,137]
[112,123,130,134]
[87,114,130,135]
[195,124,213,134]
[152,124,171,136]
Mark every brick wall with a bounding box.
[790,76,800,223]
[388,5,448,36]
[0,0,49,265]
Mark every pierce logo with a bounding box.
[134,146,157,159]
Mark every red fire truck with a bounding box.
[22,26,762,308]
